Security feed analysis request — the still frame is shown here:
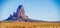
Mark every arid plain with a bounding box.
[0,22,60,28]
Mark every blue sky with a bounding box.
[0,0,60,21]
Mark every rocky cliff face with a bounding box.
[2,5,44,22]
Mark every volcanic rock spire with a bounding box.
[17,5,27,19]
[4,5,29,21]
[3,5,44,22]
[16,5,28,19]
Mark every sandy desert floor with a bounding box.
[0,22,60,28]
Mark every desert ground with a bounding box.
[0,22,60,28]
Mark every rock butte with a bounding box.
[1,5,43,22]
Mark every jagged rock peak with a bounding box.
[2,5,44,22]
[4,5,28,21]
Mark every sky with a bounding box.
[0,0,60,21]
